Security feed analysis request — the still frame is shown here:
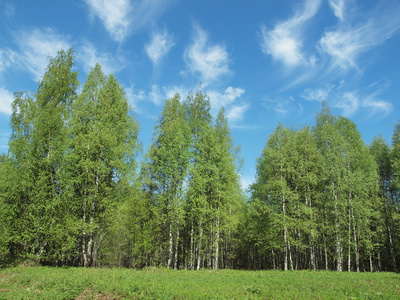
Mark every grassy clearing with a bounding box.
[0,266,399,299]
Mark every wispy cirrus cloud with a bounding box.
[302,84,333,102]
[125,85,146,111]
[77,42,126,75]
[206,86,249,124]
[335,92,359,117]
[148,84,164,106]
[163,86,188,101]
[259,0,321,68]
[184,24,230,83]
[227,103,249,123]
[0,49,18,74]
[334,91,393,118]
[263,95,304,117]
[149,84,189,106]
[329,0,346,21]
[84,0,132,42]
[319,2,400,70]
[13,28,70,81]
[207,86,245,109]
[302,82,393,117]
[0,87,14,115]
[363,96,392,117]
[84,0,174,42]
[127,84,187,111]
[145,28,174,65]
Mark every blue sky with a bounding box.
[1,0,400,189]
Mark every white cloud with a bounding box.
[149,84,163,106]
[164,86,188,101]
[148,84,188,106]
[319,4,400,70]
[363,97,392,117]
[206,86,249,124]
[125,86,146,111]
[259,0,321,67]
[130,0,174,33]
[302,85,333,101]
[329,0,346,21]
[227,104,249,123]
[335,92,359,117]
[125,84,188,114]
[330,87,393,118]
[84,0,132,42]
[184,25,230,83]
[0,49,17,73]
[0,87,14,115]
[145,28,174,65]
[263,96,296,115]
[207,86,245,109]
[77,42,126,75]
[84,0,174,41]
[14,28,70,81]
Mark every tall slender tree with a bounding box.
[68,64,139,266]
[141,94,190,268]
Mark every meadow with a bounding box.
[1,266,399,299]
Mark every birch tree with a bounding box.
[69,64,139,266]
[142,94,190,268]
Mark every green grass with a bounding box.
[1,266,399,299]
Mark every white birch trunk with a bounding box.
[174,215,180,270]
[167,221,174,268]
[82,199,87,267]
[348,207,351,272]
[197,222,203,270]
[333,182,342,271]
[350,201,359,272]
[215,212,220,270]
[190,222,194,270]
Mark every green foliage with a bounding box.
[3,51,140,267]
[140,90,245,270]
[1,48,398,273]
[247,103,385,272]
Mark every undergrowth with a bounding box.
[1,267,399,299]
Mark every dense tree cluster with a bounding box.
[0,50,399,272]
[240,104,400,272]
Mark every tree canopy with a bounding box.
[0,50,399,272]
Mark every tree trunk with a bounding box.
[387,218,398,272]
[197,221,203,270]
[190,221,194,270]
[333,182,342,271]
[87,200,95,267]
[350,200,359,272]
[167,220,174,268]
[215,207,220,270]
[283,193,288,271]
[369,255,373,272]
[348,207,351,272]
[174,215,180,270]
[324,234,328,270]
[288,240,294,271]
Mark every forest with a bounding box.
[0,49,399,272]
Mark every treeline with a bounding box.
[0,50,399,272]
[0,49,244,269]
[239,106,400,272]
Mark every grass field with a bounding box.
[1,266,399,299]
